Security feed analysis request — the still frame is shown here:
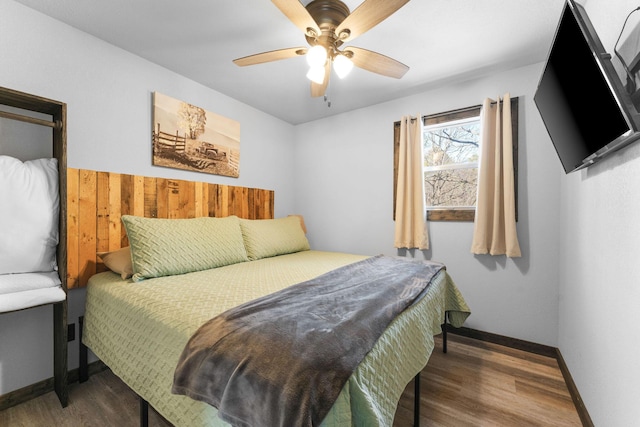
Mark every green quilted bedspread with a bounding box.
[83,251,470,426]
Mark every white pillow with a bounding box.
[0,271,61,295]
[0,155,59,274]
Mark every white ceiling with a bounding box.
[14,0,566,124]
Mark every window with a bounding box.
[393,98,518,222]
[424,113,480,214]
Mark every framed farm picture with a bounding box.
[152,92,240,177]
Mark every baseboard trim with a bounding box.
[555,348,595,427]
[0,361,107,411]
[444,324,558,357]
[445,325,593,427]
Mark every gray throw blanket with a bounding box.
[172,255,444,427]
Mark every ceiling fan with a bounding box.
[233,0,411,98]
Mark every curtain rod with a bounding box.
[406,96,515,122]
[0,109,57,128]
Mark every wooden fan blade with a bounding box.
[346,47,409,78]
[272,0,320,37]
[336,0,409,42]
[311,61,331,97]
[233,47,306,67]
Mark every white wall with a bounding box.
[0,0,296,395]
[294,63,563,347]
[4,1,638,425]
[557,1,640,426]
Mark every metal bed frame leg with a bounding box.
[442,310,448,354]
[414,372,420,427]
[140,397,149,427]
[78,316,89,383]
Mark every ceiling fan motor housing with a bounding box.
[305,0,350,49]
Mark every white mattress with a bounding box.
[0,271,65,312]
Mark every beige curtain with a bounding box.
[394,115,428,249]
[471,94,521,257]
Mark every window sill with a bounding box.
[427,209,475,222]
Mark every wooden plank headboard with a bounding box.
[66,168,274,289]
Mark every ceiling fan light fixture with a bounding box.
[306,45,327,68]
[306,65,325,84]
[233,0,411,98]
[333,54,353,79]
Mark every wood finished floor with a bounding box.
[393,334,581,426]
[1,334,581,426]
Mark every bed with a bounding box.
[74,170,470,427]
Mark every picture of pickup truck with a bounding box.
[195,142,228,162]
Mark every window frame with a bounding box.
[393,97,519,222]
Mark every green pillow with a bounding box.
[240,216,310,261]
[121,215,248,282]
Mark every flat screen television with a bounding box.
[534,0,640,173]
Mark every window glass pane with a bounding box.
[423,117,480,208]
[424,118,480,168]
[425,168,478,208]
